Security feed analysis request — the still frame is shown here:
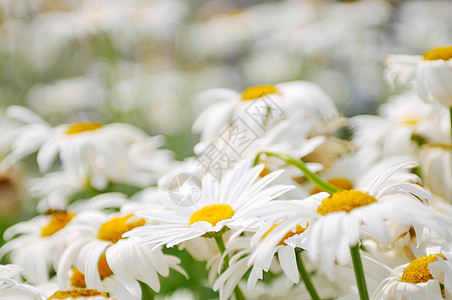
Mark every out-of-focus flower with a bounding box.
[386,46,452,107]
[0,264,45,300]
[2,106,175,190]
[193,81,339,149]
[0,194,126,285]
[351,91,438,157]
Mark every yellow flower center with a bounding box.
[66,122,103,135]
[401,254,446,283]
[70,268,86,288]
[317,190,377,215]
[189,204,235,226]
[311,178,354,195]
[41,212,75,237]
[241,85,278,101]
[48,289,108,299]
[423,46,452,61]
[97,254,113,280]
[97,215,146,243]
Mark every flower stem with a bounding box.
[214,235,229,267]
[214,234,245,300]
[139,281,155,300]
[350,244,369,300]
[296,250,321,300]
[259,152,341,194]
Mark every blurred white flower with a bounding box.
[0,193,126,285]
[2,106,176,189]
[386,46,452,107]
[351,91,438,157]
[0,264,45,300]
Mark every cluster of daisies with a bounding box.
[1,44,452,300]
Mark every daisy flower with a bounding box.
[56,207,184,300]
[0,194,126,285]
[373,254,446,300]
[386,46,452,106]
[192,81,340,152]
[2,105,174,190]
[254,162,451,279]
[351,91,437,157]
[124,160,294,249]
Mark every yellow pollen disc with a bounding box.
[189,204,235,226]
[423,46,452,61]
[311,178,354,195]
[317,190,377,215]
[401,254,446,283]
[98,254,113,280]
[241,85,278,101]
[66,121,103,135]
[48,289,108,299]
[97,215,146,243]
[70,268,86,288]
[41,212,75,237]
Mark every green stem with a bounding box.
[214,235,245,300]
[261,152,341,194]
[139,280,155,300]
[214,235,229,267]
[296,250,321,300]
[350,244,369,300]
[234,286,246,300]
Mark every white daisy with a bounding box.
[192,81,340,153]
[56,207,184,300]
[0,193,126,285]
[255,162,451,279]
[386,46,452,107]
[124,160,294,249]
[1,105,175,189]
[372,254,446,300]
[351,91,438,157]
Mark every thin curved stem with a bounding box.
[350,244,369,300]
[296,250,321,300]
[259,152,341,194]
